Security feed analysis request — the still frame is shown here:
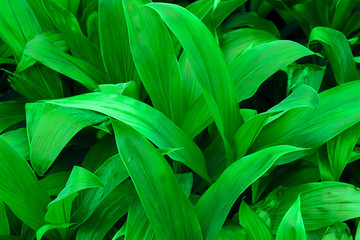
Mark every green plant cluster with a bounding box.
[1,0,360,239]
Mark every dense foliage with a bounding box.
[1,0,360,239]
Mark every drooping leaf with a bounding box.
[45,92,211,182]
[275,195,306,240]
[0,128,30,160]
[36,223,75,240]
[230,40,314,102]
[195,145,304,240]
[113,120,203,240]
[309,27,358,84]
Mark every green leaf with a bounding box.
[267,182,360,231]
[36,223,75,240]
[45,92,211,182]
[71,154,129,224]
[42,0,104,68]
[216,221,247,240]
[39,171,70,196]
[123,0,184,124]
[98,0,138,84]
[0,101,25,133]
[322,223,352,240]
[239,200,274,240]
[0,128,30,160]
[230,40,314,102]
[276,195,306,240]
[0,138,50,231]
[309,27,358,84]
[286,63,325,93]
[26,103,108,176]
[149,2,241,164]
[0,202,9,235]
[251,81,360,152]
[195,145,304,240]
[76,182,134,240]
[327,122,360,181]
[112,120,203,240]
[219,28,277,62]
[20,36,103,90]
[223,12,280,38]
[0,0,63,100]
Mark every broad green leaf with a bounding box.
[0,0,63,100]
[327,122,360,181]
[266,182,360,231]
[0,128,29,160]
[211,0,249,28]
[20,36,103,90]
[45,92,211,182]
[230,40,314,102]
[239,200,274,240]
[99,0,138,84]
[309,27,358,84]
[99,82,139,99]
[0,101,25,133]
[251,81,360,152]
[149,2,241,164]
[113,120,203,240]
[276,195,306,240]
[0,202,9,235]
[0,138,50,231]
[71,154,129,224]
[195,145,304,240]
[123,0,184,124]
[43,0,103,68]
[322,223,352,240]
[76,182,134,240]
[27,104,108,176]
[223,12,280,38]
[219,28,277,62]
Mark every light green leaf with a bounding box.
[195,145,304,240]
[26,103,108,176]
[149,2,241,164]
[216,221,247,240]
[0,138,50,231]
[239,200,274,240]
[309,27,358,84]
[113,120,203,240]
[286,63,325,93]
[36,223,75,240]
[322,223,352,240]
[39,171,70,196]
[45,92,211,182]
[230,40,314,102]
[276,195,306,240]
